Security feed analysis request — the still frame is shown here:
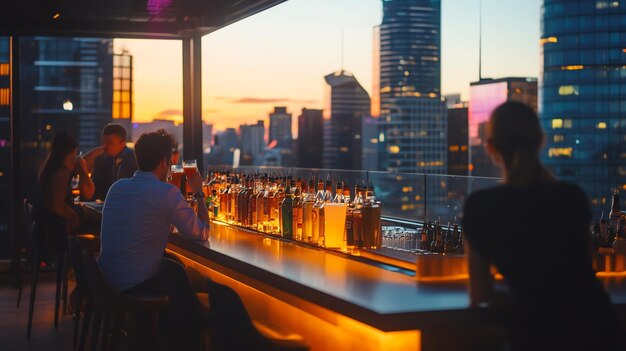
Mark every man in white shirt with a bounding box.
[99,129,209,350]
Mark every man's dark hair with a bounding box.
[102,123,127,141]
[134,129,175,171]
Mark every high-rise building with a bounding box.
[297,108,323,169]
[541,0,626,214]
[112,49,133,133]
[323,70,371,170]
[132,119,183,145]
[240,120,265,166]
[0,37,10,259]
[469,77,538,177]
[269,106,292,147]
[384,97,447,174]
[208,128,239,167]
[18,37,113,202]
[378,0,441,102]
[377,0,443,172]
[447,102,469,176]
[361,115,380,171]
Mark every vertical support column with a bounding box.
[182,34,204,174]
[10,36,21,283]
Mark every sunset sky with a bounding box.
[114,0,540,135]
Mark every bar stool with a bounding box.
[20,197,100,340]
[80,242,170,350]
[206,279,309,351]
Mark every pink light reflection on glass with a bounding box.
[147,0,172,16]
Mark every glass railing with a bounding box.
[207,166,501,225]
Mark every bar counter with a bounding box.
[81,202,626,350]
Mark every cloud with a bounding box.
[156,109,183,116]
[231,97,319,104]
[203,109,220,113]
[233,97,288,104]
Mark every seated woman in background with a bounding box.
[36,131,95,259]
[462,101,623,351]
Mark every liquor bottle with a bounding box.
[613,218,626,254]
[420,220,431,251]
[352,184,364,248]
[443,222,455,253]
[256,177,268,232]
[274,178,286,234]
[280,180,294,239]
[228,177,240,223]
[430,219,444,253]
[292,186,303,241]
[451,220,460,248]
[211,190,219,219]
[609,191,622,230]
[219,177,231,220]
[325,181,348,250]
[343,184,355,249]
[361,185,382,249]
[455,229,465,254]
[600,211,608,244]
[240,178,253,226]
[248,177,258,228]
[302,178,316,243]
[311,179,326,246]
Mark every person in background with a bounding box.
[98,129,209,350]
[36,131,95,258]
[83,123,137,200]
[462,101,623,350]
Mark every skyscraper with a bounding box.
[19,37,114,202]
[384,97,447,174]
[447,102,469,176]
[323,70,370,170]
[541,0,626,213]
[0,37,10,259]
[469,77,537,177]
[378,0,441,102]
[240,120,265,166]
[297,108,323,169]
[377,0,443,172]
[268,106,292,146]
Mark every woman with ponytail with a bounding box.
[462,101,622,350]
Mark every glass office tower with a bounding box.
[541,0,626,214]
[377,0,442,172]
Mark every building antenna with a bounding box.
[341,28,345,72]
[478,0,483,81]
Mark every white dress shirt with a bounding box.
[99,171,209,292]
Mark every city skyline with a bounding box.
[114,0,540,134]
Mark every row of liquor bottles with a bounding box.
[417,220,464,254]
[591,191,626,253]
[198,170,382,251]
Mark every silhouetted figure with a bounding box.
[462,101,623,351]
[83,123,138,200]
[36,131,95,259]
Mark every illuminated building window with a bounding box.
[611,1,620,8]
[552,119,563,129]
[389,145,400,154]
[0,88,9,106]
[558,85,579,96]
[381,86,391,93]
[561,65,584,71]
[597,1,609,9]
[597,122,607,129]
[564,119,573,128]
[540,36,558,45]
[449,145,459,152]
[339,147,349,152]
[553,134,565,142]
[0,63,9,76]
[402,186,413,193]
[548,147,573,158]
[461,145,468,151]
